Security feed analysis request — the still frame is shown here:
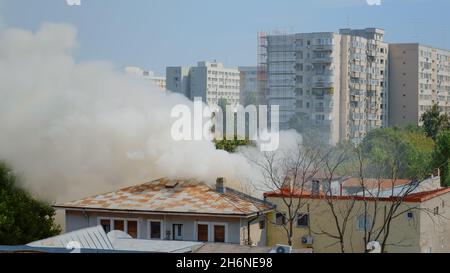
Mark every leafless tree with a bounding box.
[313,144,356,253]
[249,140,326,246]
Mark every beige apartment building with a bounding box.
[261,28,388,144]
[389,44,450,126]
[264,178,450,253]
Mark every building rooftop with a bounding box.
[340,178,412,190]
[56,178,273,217]
[264,178,450,203]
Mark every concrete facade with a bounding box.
[166,66,191,98]
[262,28,388,144]
[239,66,258,106]
[166,61,240,107]
[389,44,450,126]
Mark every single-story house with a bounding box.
[55,177,273,246]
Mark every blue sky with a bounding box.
[1,0,450,75]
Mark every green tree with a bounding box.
[214,137,251,153]
[361,127,433,180]
[421,104,450,140]
[0,162,60,245]
[432,131,450,186]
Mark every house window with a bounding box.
[149,220,163,239]
[173,224,183,240]
[100,219,111,233]
[214,225,226,243]
[98,218,139,238]
[197,224,209,242]
[127,221,138,238]
[357,214,371,231]
[275,212,287,225]
[114,220,125,232]
[297,213,310,227]
[406,212,414,220]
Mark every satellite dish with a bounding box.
[366,241,381,253]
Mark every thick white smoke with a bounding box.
[0,23,263,202]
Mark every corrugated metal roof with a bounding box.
[27,225,114,250]
[57,178,273,216]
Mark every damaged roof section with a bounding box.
[56,178,273,217]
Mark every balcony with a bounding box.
[312,56,333,63]
[313,75,334,88]
[311,44,334,52]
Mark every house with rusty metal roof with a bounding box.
[55,177,274,246]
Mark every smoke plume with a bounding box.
[0,23,262,202]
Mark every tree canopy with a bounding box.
[432,131,450,186]
[360,126,434,180]
[0,162,60,245]
[421,104,450,140]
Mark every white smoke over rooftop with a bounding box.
[0,23,264,202]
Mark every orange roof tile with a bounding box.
[56,178,273,217]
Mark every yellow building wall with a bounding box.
[264,195,450,253]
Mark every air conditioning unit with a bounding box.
[270,244,292,253]
[301,235,314,245]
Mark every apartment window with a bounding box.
[406,212,414,220]
[275,212,287,225]
[434,207,440,215]
[356,214,371,231]
[297,213,310,227]
[149,220,163,239]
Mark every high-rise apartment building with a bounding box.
[166,66,191,98]
[238,66,258,106]
[166,61,240,107]
[260,28,388,144]
[389,44,450,126]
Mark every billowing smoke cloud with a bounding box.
[0,23,264,202]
